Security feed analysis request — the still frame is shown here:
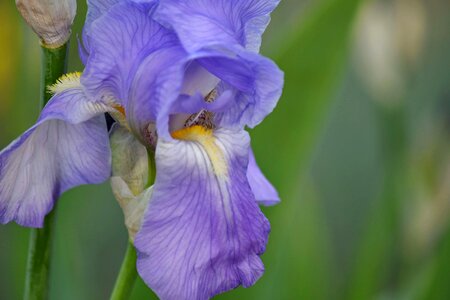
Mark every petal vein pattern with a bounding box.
[0,77,111,227]
[135,128,270,300]
[82,1,180,105]
[154,0,281,52]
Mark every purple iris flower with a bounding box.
[0,0,283,299]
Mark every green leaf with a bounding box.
[418,226,450,300]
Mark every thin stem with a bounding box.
[24,209,57,300]
[146,149,156,188]
[110,150,157,300]
[110,243,139,300]
[40,44,69,106]
[24,44,68,300]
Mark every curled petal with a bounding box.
[0,82,111,227]
[154,0,281,52]
[135,127,270,300]
[132,47,283,139]
[199,49,284,128]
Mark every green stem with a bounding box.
[110,151,157,300]
[24,44,69,300]
[146,149,156,188]
[40,45,69,106]
[110,243,139,300]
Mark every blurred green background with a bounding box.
[1,0,449,299]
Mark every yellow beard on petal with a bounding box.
[109,104,131,130]
[47,71,132,131]
[47,72,82,94]
[172,125,228,177]
[113,104,126,117]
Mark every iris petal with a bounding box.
[0,84,111,227]
[154,0,281,53]
[81,1,283,139]
[247,148,280,205]
[82,1,179,105]
[135,127,270,300]
[83,0,122,57]
[199,49,284,128]
[131,47,283,139]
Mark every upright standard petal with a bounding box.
[0,75,111,227]
[82,1,179,104]
[135,126,270,300]
[82,2,284,139]
[247,149,280,205]
[85,0,121,30]
[82,0,122,55]
[154,0,281,52]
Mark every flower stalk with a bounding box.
[110,242,138,300]
[24,44,69,300]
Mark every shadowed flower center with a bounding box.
[181,89,218,130]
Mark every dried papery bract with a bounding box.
[16,0,76,47]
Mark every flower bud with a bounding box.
[16,0,76,47]
[110,125,152,241]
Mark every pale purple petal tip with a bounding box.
[247,148,280,206]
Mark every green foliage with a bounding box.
[248,0,363,299]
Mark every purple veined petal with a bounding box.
[83,2,282,140]
[78,36,89,66]
[247,148,280,206]
[199,48,284,129]
[154,0,281,53]
[129,51,222,140]
[85,0,122,31]
[81,1,179,105]
[126,46,188,140]
[127,49,225,140]
[133,46,281,133]
[82,0,122,55]
[134,127,270,300]
[0,84,111,227]
[131,47,283,140]
[130,53,219,140]
[82,0,158,55]
[181,61,220,96]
